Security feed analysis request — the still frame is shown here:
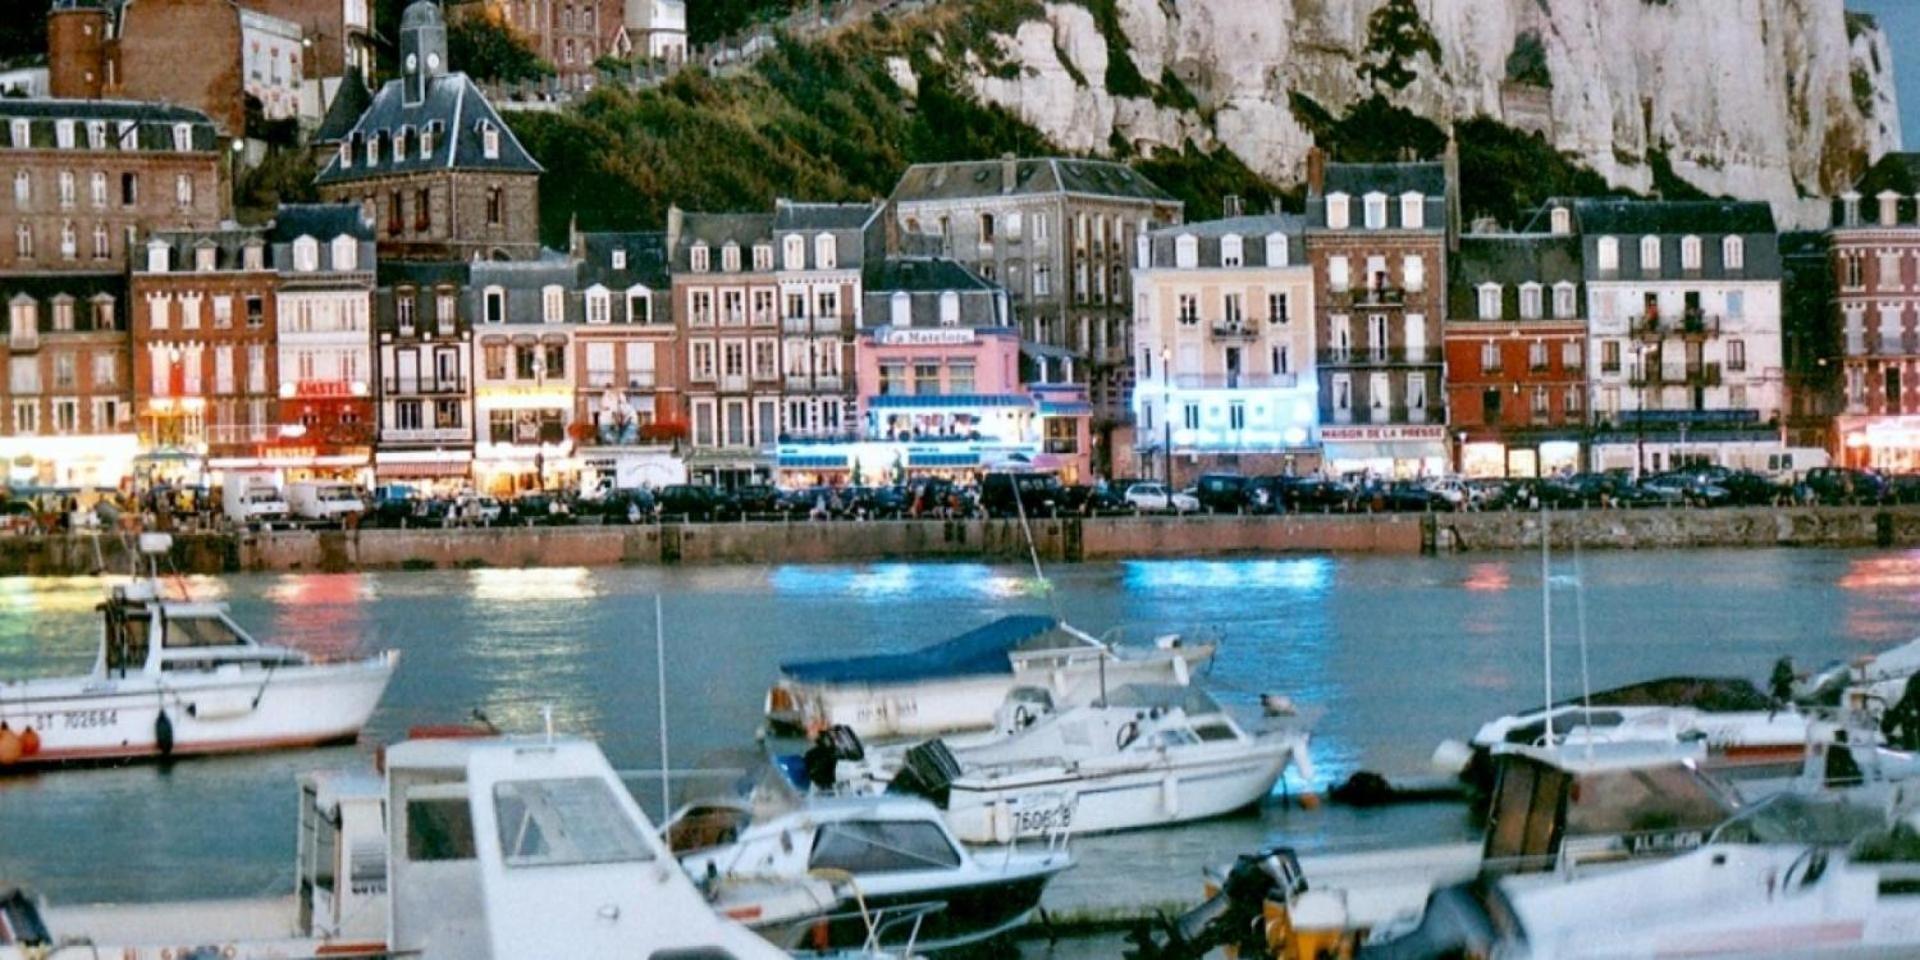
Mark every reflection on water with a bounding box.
[1,549,1918,910]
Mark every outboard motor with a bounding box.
[1122,847,1306,960]
[801,725,866,790]
[886,739,964,808]
[0,888,51,946]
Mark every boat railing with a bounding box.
[998,819,1074,867]
[807,867,944,956]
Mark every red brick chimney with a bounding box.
[1305,147,1326,198]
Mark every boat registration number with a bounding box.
[1011,800,1075,835]
[20,708,119,731]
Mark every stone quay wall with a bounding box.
[4,507,1918,576]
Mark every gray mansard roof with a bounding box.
[1319,161,1448,200]
[1528,198,1777,237]
[889,157,1177,205]
[865,256,999,293]
[579,231,669,289]
[270,203,374,243]
[670,212,775,271]
[139,227,269,273]
[0,99,219,152]
[314,72,542,185]
[1142,214,1306,269]
[1447,235,1585,321]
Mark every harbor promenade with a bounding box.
[4,506,1920,576]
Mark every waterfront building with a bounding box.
[774,199,883,441]
[468,254,587,493]
[780,256,1090,487]
[48,0,306,134]
[1304,153,1454,476]
[131,226,278,488]
[1780,230,1840,453]
[314,0,544,263]
[269,204,377,485]
[239,0,379,85]
[0,273,133,489]
[463,0,618,91]
[570,229,682,491]
[1129,213,1320,487]
[1831,155,1920,470]
[373,259,473,489]
[666,207,780,486]
[623,0,687,64]
[1536,198,1785,475]
[886,156,1183,462]
[1444,232,1588,477]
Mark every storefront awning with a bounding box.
[1039,401,1093,416]
[869,394,1031,410]
[779,455,849,469]
[376,460,474,479]
[1322,440,1450,463]
[908,451,981,467]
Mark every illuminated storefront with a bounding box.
[1838,415,1920,473]
[1320,425,1450,478]
[0,433,141,490]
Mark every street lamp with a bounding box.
[1160,345,1172,491]
[1632,341,1648,479]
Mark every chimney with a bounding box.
[1442,136,1461,253]
[1305,147,1326,197]
[1001,153,1017,195]
[1222,194,1243,218]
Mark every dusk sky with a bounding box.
[1851,0,1917,149]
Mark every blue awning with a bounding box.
[869,394,1033,409]
[779,615,1059,685]
[908,451,981,467]
[1039,401,1093,416]
[778,455,850,469]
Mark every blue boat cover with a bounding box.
[778,615,1060,685]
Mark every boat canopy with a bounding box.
[1097,684,1223,716]
[778,615,1063,684]
[1562,676,1775,713]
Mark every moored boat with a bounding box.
[0,534,396,770]
[764,615,1215,740]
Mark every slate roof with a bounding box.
[865,257,998,293]
[270,203,373,242]
[1142,214,1306,270]
[0,272,127,333]
[314,72,543,185]
[314,72,372,146]
[1536,198,1777,236]
[0,99,219,152]
[378,259,469,288]
[773,200,881,232]
[139,226,269,273]
[578,231,669,288]
[1447,235,1585,322]
[670,212,774,271]
[889,157,1176,204]
[1319,161,1448,199]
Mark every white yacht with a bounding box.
[0,534,395,770]
[765,615,1215,740]
[837,684,1313,843]
[670,791,1071,952]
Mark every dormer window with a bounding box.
[1723,235,1745,272]
[1880,191,1901,227]
[1174,234,1198,269]
[690,243,709,272]
[421,122,438,158]
[1363,192,1387,229]
[1550,207,1571,235]
[1400,192,1424,229]
[194,245,215,272]
[1597,236,1619,273]
[815,233,837,270]
[1220,234,1243,268]
[1265,232,1289,267]
[890,290,910,327]
[365,133,378,167]
[331,235,357,272]
[1680,235,1702,271]
[85,121,105,150]
[721,242,740,272]
[394,126,411,163]
[1518,283,1543,319]
[116,120,136,149]
[611,249,627,271]
[783,234,804,270]
[541,284,565,323]
[242,242,263,272]
[145,238,169,274]
[8,119,27,147]
[339,140,353,169]
[1326,193,1350,230]
[1477,283,1502,321]
[170,123,191,152]
[293,236,318,272]
[752,244,772,272]
[1552,282,1577,318]
[55,120,75,149]
[480,122,500,160]
[1639,235,1661,274]
[1841,191,1862,227]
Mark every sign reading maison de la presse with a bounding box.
[1319,425,1447,443]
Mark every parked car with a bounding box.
[1422,477,1472,510]
[732,484,781,516]
[1280,476,1355,513]
[597,488,657,524]
[656,484,738,521]
[506,493,574,525]
[1716,470,1788,507]
[1194,474,1250,514]
[843,485,907,519]
[1381,480,1448,512]
[1799,467,1886,505]
[980,472,1066,518]
[1060,484,1130,516]
[1124,482,1199,514]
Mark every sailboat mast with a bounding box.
[656,594,671,820]
[1542,508,1554,745]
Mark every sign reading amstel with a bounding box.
[878,328,976,346]
[1318,424,1447,442]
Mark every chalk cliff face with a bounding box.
[913,0,1901,227]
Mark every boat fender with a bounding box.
[0,723,19,765]
[155,711,175,756]
[19,726,39,757]
[1116,721,1139,750]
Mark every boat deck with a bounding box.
[45,895,304,944]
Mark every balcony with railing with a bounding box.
[206,424,274,445]
[381,376,466,395]
[1209,319,1259,340]
[1318,347,1438,367]
[719,374,749,392]
[381,426,471,444]
[1333,285,1408,308]
[785,374,846,392]
[1630,311,1722,339]
[1170,373,1299,390]
[1629,362,1722,387]
[1360,404,1439,425]
[783,315,848,334]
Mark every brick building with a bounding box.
[315,0,544,263]
[468,255,585,494]
[1305,154,1454,476]
[1,274,134,488]
[622,0,685,64]
[886,157,1184,466]
[373,259,472,488]
[131,226,279,486]
[1445,233,1588,477]
[0,100,226,275]
[1832,154,1920,470]
[239,0,377,83]
[666,207,780,485]
[269,204,377,483]
[469,0,619,90]
[773,199,883,442]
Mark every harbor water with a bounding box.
[3,549,1920,948]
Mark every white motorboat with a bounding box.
[670,791,1070,953]
[0,734,794,960]
[0,534,396,770]
[836,684,1313,843]
[765,615,1215,740]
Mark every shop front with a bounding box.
[1459,435,1584,479]
[1320,424,1450,478]
[0,433,142,492]
[1837,416,1920,473]
[373,450,475,494]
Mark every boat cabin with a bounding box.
[96,581,303,680]
[384,736,783,960]
[294,770,388,946]
[1481,741,1739,877]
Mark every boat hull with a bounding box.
[0,652,397,770]
[943,743,1297,844]
[801,872,1055,953]
[0,895,389,960]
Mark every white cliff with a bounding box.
[928,0,1901,227]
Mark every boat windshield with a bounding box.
[1563,764,1737,839]
[807,819,962,874]
[492,777,654,868]
[164,615,248,648]
[1711,794,1889,847]
[1099,684,1222,716]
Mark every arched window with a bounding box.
[293,236,318,272]
[331,235,357,272]
[814,233,837,270]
